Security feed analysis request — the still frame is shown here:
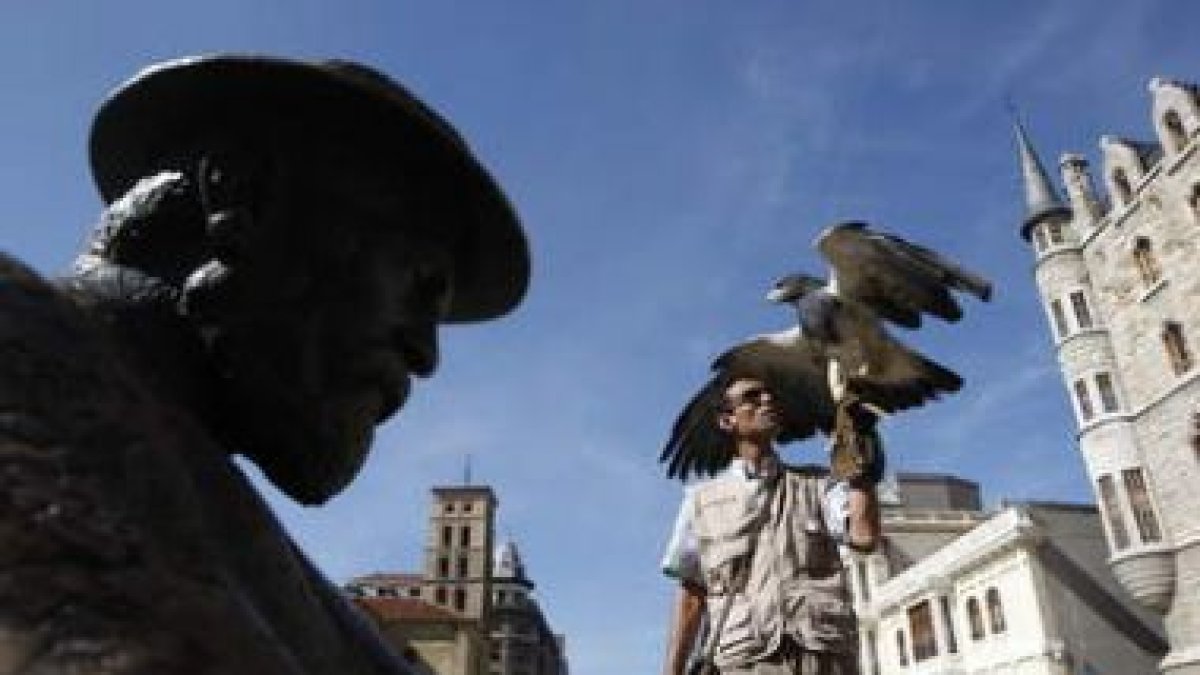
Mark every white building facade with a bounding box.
[1015,77,1200,674]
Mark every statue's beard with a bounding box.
[204,323,376,506]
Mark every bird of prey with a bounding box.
[660,221,991,481]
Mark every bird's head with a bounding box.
[766,273,824,304]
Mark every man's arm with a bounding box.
[663,580,705,675]
[845,478,881,552]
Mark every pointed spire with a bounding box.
[493,539,534,588]
[1014,116,1071,240]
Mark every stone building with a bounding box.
[346,485,568,675]
[854,474,1165,674]
[1015,77,1200,673]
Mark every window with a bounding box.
[1049,299,1069,338]
[1098,474,1131,550]
[986,588,1006,633]
[435,586,447,605]
[445,502,455,513]
[1069,291,1093,330]
[437,556,449,578]
[453,588,467,612]
[967,597,984,640]
[1165,110,1187,152]
[463,502,473,513]
[856,560,871,602]
[457,556,469,579]
[1095,372,1119,413]
[908,600,937,661]
[1033,225,1049,252]
[1164,322,1194,375]
[1074,379,1095,421]
[441,525,452,547]
[1113,169,1133,205]
[896,630,909,667]
[408,587,421,598]
[1134,238,1161,287]
[496,590,508,605]
[1189,184,1200,222]
[1046,221,1065,245]
[460,525,472,547]
[1123,468,1163,543]
[939,595,958,654]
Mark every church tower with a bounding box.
[1015,83,1200,674]
[424,485,497,621]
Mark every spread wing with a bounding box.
[817,221,992,329]
[659,329,836,481]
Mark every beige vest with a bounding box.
[691,466,855,668]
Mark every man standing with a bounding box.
[661,378,881,675]
[0,55,528,673]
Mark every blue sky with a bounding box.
[2,2,1198,673]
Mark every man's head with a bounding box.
[717,378,781,445]
[79,56,530,504]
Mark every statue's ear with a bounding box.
[196,149,268,263]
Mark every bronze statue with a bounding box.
[0,55,528,674]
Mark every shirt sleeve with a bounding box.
[823,478,851,542]
[660,488,702,585]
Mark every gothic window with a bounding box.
[1095,372,1119,413]
[985,588,1006,633]
[453,588,467,612]
[1069,291,1093,330]
[967,597,984,640]
[908,601,937,661]
[460,525,472,547]
[1164,322,1194,375]
[939,595,958,654]
[1164,110,1188,152]
[896,630,909,667]
[1122,468,1163,543]
[1098,474,1131,550]
[1113,168,1133,205]
[1033,225,1049,252]
[1133,238,1161,287]
[1046,221,1066,245]
[1049,299,1069,338]
[1073,379,1095,421]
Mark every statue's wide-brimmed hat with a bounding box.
[89,54,529,323]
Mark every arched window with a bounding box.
[986,588,1006,633]
[1164,322,1194,375]
[1123,468,1163,544]
[1112,168,1133,205]
[1133,238,1161,287]
[1073,378,1095,421]
[1097,474,1131,550]
[967,597,984,640]
[1164,110,1188,152]
[896,630,909,667]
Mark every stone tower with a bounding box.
[424,485,497,621]
[1015,78,1200,674]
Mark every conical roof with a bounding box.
[1015,119,1071,240]
[494,539,533,588]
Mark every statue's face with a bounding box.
[196,149,459,504]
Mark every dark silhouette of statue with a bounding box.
[0,55,529,674]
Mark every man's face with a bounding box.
[719,378,781,440]
[196,146,458,504]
